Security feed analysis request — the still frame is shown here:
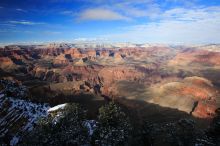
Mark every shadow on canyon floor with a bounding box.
[116,98,211,129]
[29,90,211,129]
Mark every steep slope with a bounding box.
[148,76,217,118]
[0,80,49,145]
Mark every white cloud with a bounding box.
[103,6,220,44]
[117,3,161,18]
[78,8,131,21]
[8,20,45,25]
[161,6,220,21]
[16,8,27,12]
[71,0,160,20]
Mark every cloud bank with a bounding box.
[8,20,45,25]
[1,0,220,44]
[101,6,220,44]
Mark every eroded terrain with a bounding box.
[0,43,220,144]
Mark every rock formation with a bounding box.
[0,44,219,119]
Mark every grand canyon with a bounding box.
[1,0,220,145]
[0,43,220,145]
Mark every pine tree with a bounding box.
[94,102,132,146]
[208,108,220,145]
[19,103,89,146]
[211,108,220,135]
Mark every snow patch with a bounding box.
[0,93,4,98]
[84,120,97,136]
[10,136,19,146]
[48,103,67,112]
[0,96,50,146]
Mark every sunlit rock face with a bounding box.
[0,57,15,69]
[169,48,220,66]
[147,76,217,118]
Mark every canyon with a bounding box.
[0,44,220,117]
[0,43,220,144]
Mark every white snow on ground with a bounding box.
[0,93,4,98]
[8,97,49,130]
[84,120,97,136]
[0,96,50,146]
[0,80,53,145]
[10,136,19,146]
[48,103,67,112]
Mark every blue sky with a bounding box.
[0,0,220,44]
